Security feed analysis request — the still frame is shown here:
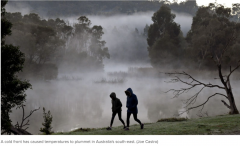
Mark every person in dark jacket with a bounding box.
[106,92,126,130]
[125,88,144,130]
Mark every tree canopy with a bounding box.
[147,5,182,68]
[186,3,240,69]
[5,12,110,79]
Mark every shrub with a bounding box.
[40,107,54,135]
[157,117,187,122]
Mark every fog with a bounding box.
[60,11,192,72]
[5,2,31,15]
[10,70,240,134]
[6,7,240,135]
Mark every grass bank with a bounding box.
[54,114,240,135]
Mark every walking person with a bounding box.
[125,88,144,130]
[106,92,126,130]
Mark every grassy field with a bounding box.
[54,114,240,135]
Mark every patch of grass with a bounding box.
[157,117,188,122]
[53,114,240,135]
[71,128,95,132]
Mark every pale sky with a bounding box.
[167,0,239,8]
[196,0,239,7]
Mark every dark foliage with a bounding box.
[157,117,187,122]
[5,12,110,78]
[40,107,53,135]
[147,5,182,68]
[1,0,31,133]
[186,3,240,70]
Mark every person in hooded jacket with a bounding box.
[106,92,126,130]
[125,88,144,130]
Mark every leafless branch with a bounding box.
[165,71,229,114]
[214,75,227,80]
[183,87,205,108]
[16,105,40,129]
[165,84,200,99]
[22,120,30,128]
[178,93,228,116]
[221,100,231,109]
[166,71,225,89]
[23,127,29,131]
[226,61,240,83]
[15,122,19,129]
[21,107,40,128]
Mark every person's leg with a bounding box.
[117,111,125,127]
[126,112,131,127]
[110,112,117,127]
[133,113,144,129]
[133,113,142,125]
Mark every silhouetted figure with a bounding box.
[124,88,144,130]
[106,92,126,130]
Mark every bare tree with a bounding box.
[165,3,240,116]
[1,105,40,135]
[165,66,239,115]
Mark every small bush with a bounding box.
[71,128,95,132]
[40,107,54,135]
[157,117,187,122]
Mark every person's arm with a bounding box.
[115,99,122,111]
[129,95,138,109]
[111,100,113,111]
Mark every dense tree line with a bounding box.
[186,3,240,70]
[5,12,110,80]
[147,3,240,70]
[161,3,240,115]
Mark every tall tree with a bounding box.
[64,16,110,71]
[74,16,91,53]
[1,0,32,134]
[147,5,181,68]
[89,25,110,61]
[6,13,65,65]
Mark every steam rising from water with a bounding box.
[10,72,240,134]
[88,11,192,71]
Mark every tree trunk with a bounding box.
[227,89,239,114]
[218,65,239,114]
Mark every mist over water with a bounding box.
[88,11,192,71]
[6,9,240,135]
[10,70,240,134]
